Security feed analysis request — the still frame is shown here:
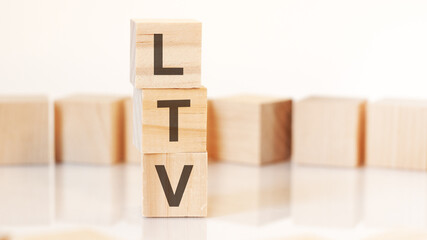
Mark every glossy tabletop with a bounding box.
[1,161,427,239]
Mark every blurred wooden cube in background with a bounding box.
[124,97,140,164]
[366,99,427,170]
[293,96,366,167]
[55,95,125,164]
[207,95,292,165]
[0,95,49,164]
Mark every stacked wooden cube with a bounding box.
[130,19,207,217]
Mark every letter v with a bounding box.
[155,165,193,207]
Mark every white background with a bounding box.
[1,0,427,100]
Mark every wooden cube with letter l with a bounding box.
[293,96,366,167]
[142,152,207,217]
[133,87,207,153]
[130,19,201,89]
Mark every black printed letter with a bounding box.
[157,99,191,142]
[155,165,193,207]
[154,34,184,75]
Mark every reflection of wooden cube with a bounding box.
[207,95,292,165]
[124,97,140,163]
[0,96,49,164]
[364,168,427,227]
[56,165,123,224]
[133,88,207,153]
[293,96,366,167]
[291,166,361,227]
[366,99,427,170]
[143,152,207,217]
[142,218,206,240]
[0,166,51,225]
[130,19,202,88]
[209,162,290,225]
[13,230,115,240]
[55,95,125,164]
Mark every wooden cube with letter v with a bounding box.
[143,152,207,217]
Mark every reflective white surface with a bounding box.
[1,162,427,239]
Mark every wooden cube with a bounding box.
[143,152,207,217]
[207,95,292,165]
[366,99,427,170]
[133,88,207,153]
[0,96,49,165]
[55,95,125,164]
[293,96,366,167]
[124,97,140,163]
[130,19,202,88]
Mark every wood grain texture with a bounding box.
[0,96,49,164]
[130,19,201,88]
[293,96,366,167]
[134,88,207,153]
[13,230,116,240]
[366,99,427,170]
[207,95,292,165]
[124,97,140,164]
[55,95,126,164]
[143,152,207,217]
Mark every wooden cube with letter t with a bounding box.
[143,152,207,217]
[133,87,207,153]
[130,19,202,88]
